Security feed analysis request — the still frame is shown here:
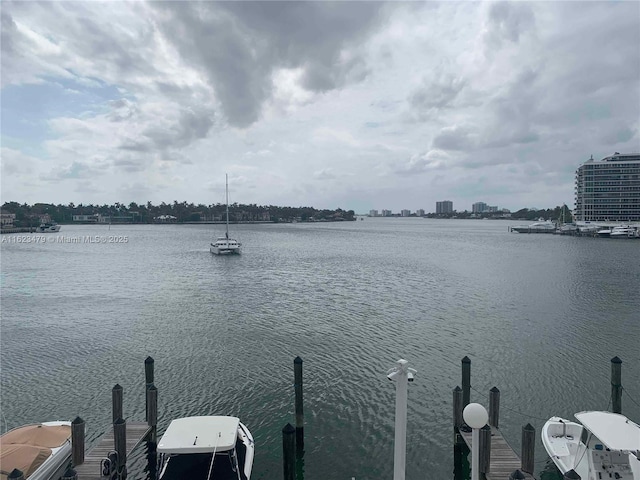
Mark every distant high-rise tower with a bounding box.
[575,153,640,221]
[472,202,487,213]
[436,201,453,214]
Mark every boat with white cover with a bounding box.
[542,411,640,480]
[610,225,638,238]
[210,175,241,255]
[157,416,254,480]
[0,421,72,480]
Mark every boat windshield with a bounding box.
[161,444,248,480]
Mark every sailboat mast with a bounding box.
[225,174,229,239]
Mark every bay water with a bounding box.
[1,218,639,479]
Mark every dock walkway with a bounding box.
[459,426,536,479]
[74,422,151,480]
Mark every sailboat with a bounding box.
[210,175,241,255]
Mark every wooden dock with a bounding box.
[74,422,151,480]
[459,426,535,480]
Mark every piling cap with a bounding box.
[282,423,295,434]
[294,356,303,364]
[490,386,500,393]
[145,356,154,364]
[7,469,25,480]
[509,470,526,480]
[112,383,122,391]
[72,416,85,425]
[462,356,471,363]
[611,356,622,364]
[523,423,535,431]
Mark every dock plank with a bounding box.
[75,422,151,480]
[459,426,537,480]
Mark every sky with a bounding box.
[1,1,639,213]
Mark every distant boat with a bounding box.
[157,415,254,480]
[542,411,640,480]
[610,225,638,238]
[35,222,61,233]
[0,421,72,480]
[210,174,241,255]
[510,221,556,233]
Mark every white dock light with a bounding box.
[463,403,488,480]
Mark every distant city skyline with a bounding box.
[2,2,638,211]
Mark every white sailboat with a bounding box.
[210,175,241,255]
[542,411,640,480]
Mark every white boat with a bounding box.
[511,221,556,233]
[610,225,638,238]
[157,416,254,480]
[211,175,241,255]
[35,222,61,233]
[542,411,640,480]
[597,228,613,237]
[0,421,72,480]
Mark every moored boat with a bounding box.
[542,411,640,480]
[0,421,72,480]
[211,175,241,255]
[157,415,254,480]
[610,225,638,238]
[510,221,556,233]
[35,222,61,233]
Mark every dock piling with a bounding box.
[479,424,491,474]
[114,418,127,475]
[294,356,304,451]
[611,356,622,414]
[282,423,295,480]
[462,357,471,409]
[71,416,85,466]
[453,386,463,431]
[489,387,500,428]
[145,356,154,421]
[112,384,123,424]
[521,423,535,474]
[146,383,158,443]
[563,470,581,479]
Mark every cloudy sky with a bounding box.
[2,1,639,213]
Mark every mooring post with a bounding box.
[611,356,622,414]
[147,383,158,443]
[479,424,491,474]
[509,470,526,480]
[453,386,463,432]
[489,387,500,428]
[521,423,535,474]
[145,356,154,421]
[71,416,85,466]
[114,418,127,473]
[61,468,78,480]
[282,423,295,480]
[294,356,304,451]
[112,384,123,424]
[462,356,471,409]
[7,469,24,480]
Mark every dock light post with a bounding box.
[463,403,488,480]
[387,359,416,480]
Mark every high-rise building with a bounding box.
[436,201,453,214]
[415,209,425,217]
[575,153,640,221]
[472,202,487,213]
[401,209,411,217]
[382,209,392,217]
[369,210,378,217]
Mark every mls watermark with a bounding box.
[2,235,129,244]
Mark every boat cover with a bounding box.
[1,424,71,448]
[158,416,240,454]
[575,411,640,451]
[0,443,52,479]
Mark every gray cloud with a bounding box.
[150,2,385,127]
[484,2,535,50]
